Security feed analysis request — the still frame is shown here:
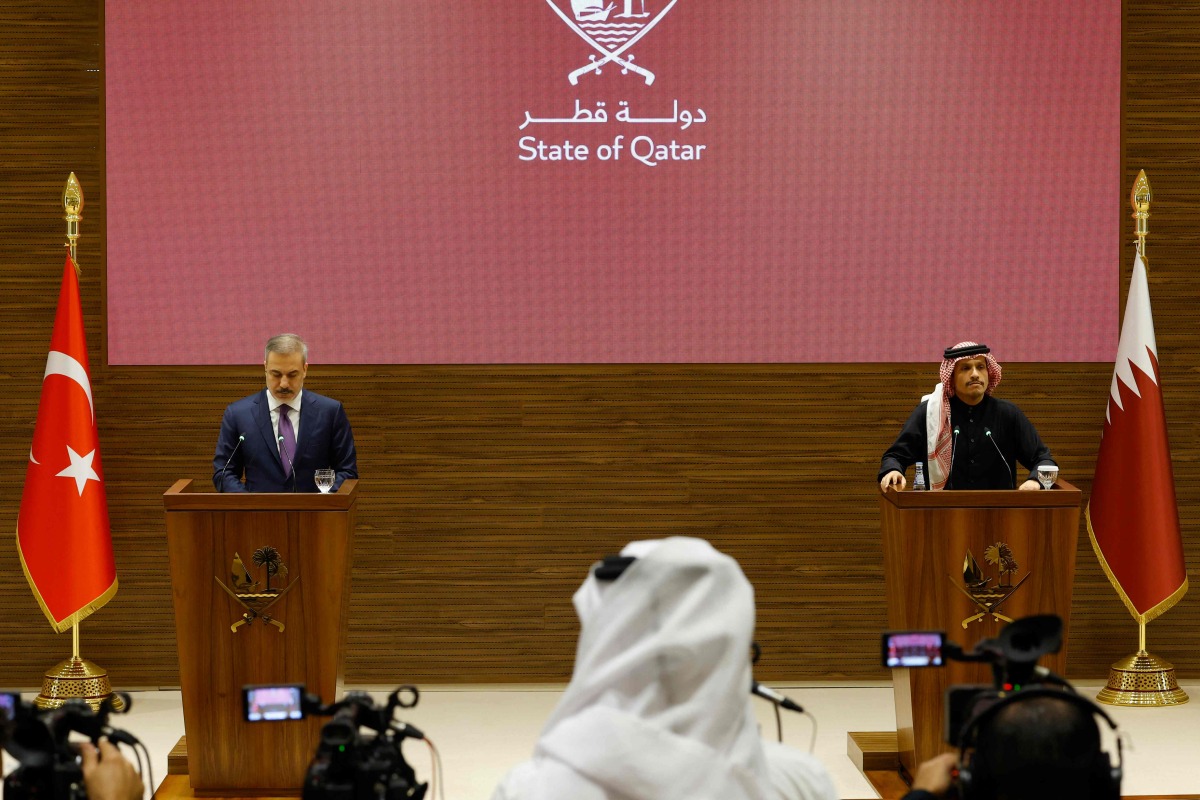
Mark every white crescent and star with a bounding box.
[43,351,94,418]
[56,445,101,496]
[28,351,98,487]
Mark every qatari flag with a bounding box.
[1087,250,1187,623]
[17,255,118,632]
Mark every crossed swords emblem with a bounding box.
[214,548,299,633]
[545,0,678,86]
[947,544,1029,629]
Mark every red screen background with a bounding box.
[105,1,1120,364]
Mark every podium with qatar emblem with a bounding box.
[871,481,1081,777]
[162,479,357,795]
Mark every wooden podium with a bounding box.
[163,479,357,795]
[878,481,1081,776]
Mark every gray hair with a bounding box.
[264,333,308,363]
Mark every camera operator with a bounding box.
[80,740,144,800]
[889,615,1122,800]
[3,694,149,800]
[492,537,837,800]
[903,692,1110,800]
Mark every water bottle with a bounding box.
[913,461,928,491]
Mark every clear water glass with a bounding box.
[315,469,335,493]
[1037,465,1059,491]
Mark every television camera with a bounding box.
[243,685,428,800]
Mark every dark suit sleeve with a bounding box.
[213,405,248,492]
[330,402,358,489]
[1012,406,1056,481]
[878,402,928,482]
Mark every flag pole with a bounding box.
[32,175,124,712]
[1094,171,1187,707]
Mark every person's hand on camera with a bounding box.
[910,752,958,797]
[80,739,143,800]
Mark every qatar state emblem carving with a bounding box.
[544,0,679,85]
[948,544,1031,629]
[214,546,300,634]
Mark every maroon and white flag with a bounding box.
[1087,250,1187,623]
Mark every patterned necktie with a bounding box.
[278,405,296,476]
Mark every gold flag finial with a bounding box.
[62,173,83,274]
[1131,170,1150,264]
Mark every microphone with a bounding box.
[392,722,426,740]
[278,435,297,492]
[984,428,1015,489]
[751,681,804,713]
[948,426,961,488]
[217,435,245,493]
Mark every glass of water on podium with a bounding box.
[1036,465,1059,490]
[315,469,335,493]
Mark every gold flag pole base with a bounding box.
[34,657,125,713]
[1096,650,1189,707]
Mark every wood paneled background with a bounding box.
[1,1,1197,688]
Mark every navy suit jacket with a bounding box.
[212,389,357,492]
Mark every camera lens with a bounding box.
[320,719,356,748]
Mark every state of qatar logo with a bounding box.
[545,0,678,85]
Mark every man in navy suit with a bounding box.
[213,333,357,492]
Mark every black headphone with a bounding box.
[956,687,1122,800]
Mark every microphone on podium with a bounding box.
[984,428,1015,489]
[948,426,961,488]
[217,435,245,493]
[279,435,297,492]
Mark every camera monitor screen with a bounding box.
[883,631,945,668]
[244,685,304,722]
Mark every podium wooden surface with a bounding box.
[163,479,357,795]
[878,481,1081,775]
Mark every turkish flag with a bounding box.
[1087,250,1187,623]
[16,254,117,633]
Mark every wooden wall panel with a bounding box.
[0,1,1197,688]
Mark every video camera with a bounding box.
[242,685,428,800]
[1,691,144,800]
[882,615,1070,746]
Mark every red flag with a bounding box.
[1087,251,1187,623]
[16,254,117,633]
